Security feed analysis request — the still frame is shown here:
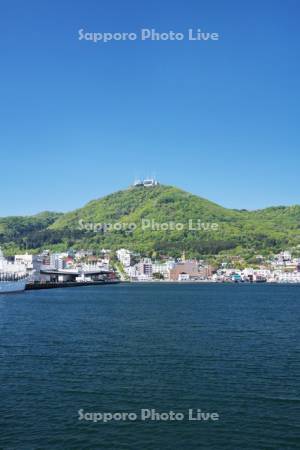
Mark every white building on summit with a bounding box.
[133,177,159,188]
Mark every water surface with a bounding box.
[0,283,299,449]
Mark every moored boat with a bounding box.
[0,248,28,293]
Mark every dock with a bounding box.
[25,280,120,290]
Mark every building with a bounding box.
[14,254,44,281]
[50,253,68,270]
[169,261,200,281]
[152,260,176,279]
[198,265,214,279]
[137,258,153,278]
[14,254,38,269]
[75,250,93,260]
[178,273,190,281]
[277,271,300,283]
[125,265,139,280]
[116,249,132,267]
[133,177,159,188]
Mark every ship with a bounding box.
[0,248,28,293]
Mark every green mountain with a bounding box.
[1,185,300,258]
[0,211,63,254]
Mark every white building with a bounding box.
[277,271,300,283]
[14,254,43,280]
[274,251,292,265]
[133,177,159,188]
[116,249,132,267]
[152,260,175,279]
[75,250,90,260]
[125,266,139,279]
[50,253,68,270]
[15,254,35,269]
[178,273,190,281]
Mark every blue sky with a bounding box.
[0,0,299,215]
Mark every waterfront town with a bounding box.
[4,247,300,285]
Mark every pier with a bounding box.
[26,280,120,290]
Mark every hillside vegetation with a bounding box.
[1,185,299,258]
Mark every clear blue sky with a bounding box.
[1,0,299,215]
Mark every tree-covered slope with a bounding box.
[51,185,239,228]
[50,185,300,257]
[0,211,63,254]
[0,185,299,257]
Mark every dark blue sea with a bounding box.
[0,283,299,449]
